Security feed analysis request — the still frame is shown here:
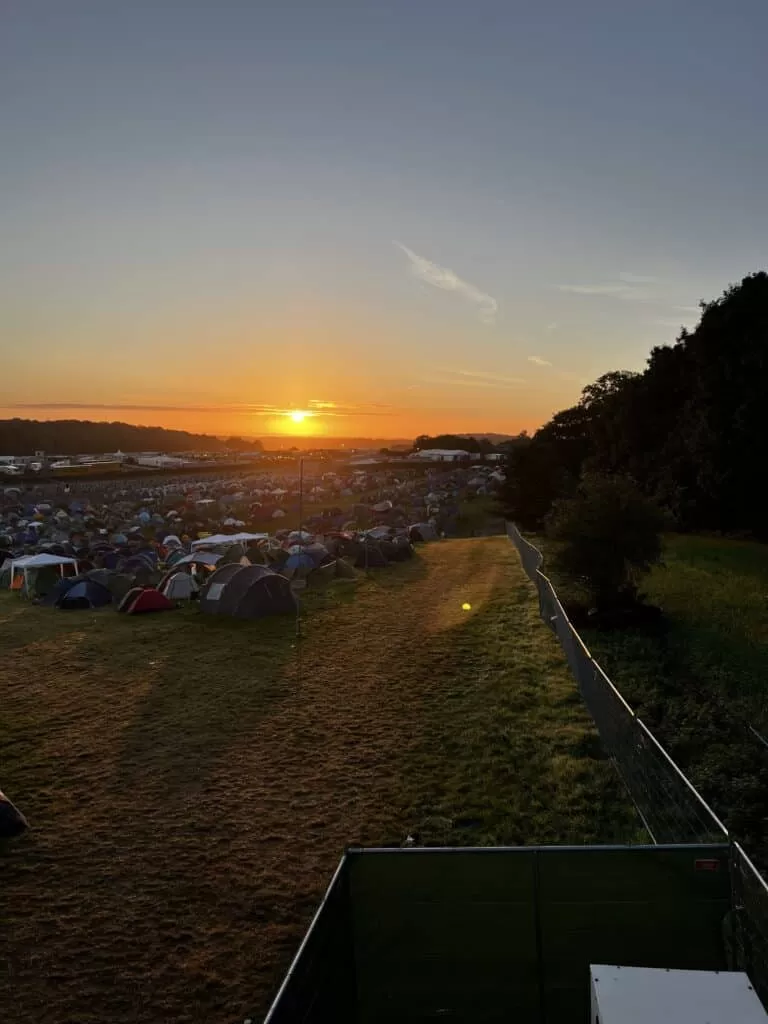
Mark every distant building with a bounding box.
[408,449,472,463]
[136,455,190,468]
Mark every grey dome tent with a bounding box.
[409,522,439,542]
[354,539,388,568]
[198,563,243,614]
[161,572,199,601]
[200,564,296,619]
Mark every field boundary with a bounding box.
[506,521,726,843]
[506,521,768,1004]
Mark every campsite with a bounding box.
[0,536,638,1024]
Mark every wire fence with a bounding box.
[506,521,768,1000]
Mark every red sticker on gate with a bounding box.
[694,859,721,872]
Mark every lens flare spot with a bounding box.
[462,602,471,611]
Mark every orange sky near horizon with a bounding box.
[0,399,543,441]
[2,298,595,440]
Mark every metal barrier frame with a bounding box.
[506,521,768,1002]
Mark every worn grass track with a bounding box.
[1,538,637,1024]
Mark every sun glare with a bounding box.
[290,410,309,423]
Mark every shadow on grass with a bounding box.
[113,610,299,796]
[113,556,429,798]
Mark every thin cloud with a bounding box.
[420,368,526,391]
[546,321,558,332]
[447,368,526,385]
[619,272,656,284]
[558,282,653,301]
[394,242,498,325]
[8,401,256,414]
[528,356,553,367]
[9,400,392,417]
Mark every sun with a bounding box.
[290,410,308,424]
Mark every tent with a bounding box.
[8,553,79,594]
[104,573,135,603]
[379,535,414,562]
[161,572,199,600]
[283,551,316,579]
[119,587,175,615]
[190,532,268,549]
[307,561,337,587]
[354,539,388,568]
[409,522,439,542]
[335,557,359,579]
[218,543,248,566]
[54,578,112,610]
[24,564,63,598]
[200,565,296,619]
[198,563,246,613]
[171,550,222,569]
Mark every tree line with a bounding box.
[413,432,529,454]
[0,419,264,456]
[502,271,768,539]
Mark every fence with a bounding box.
[506,521,768,1004]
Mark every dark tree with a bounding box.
[546,474,666,607]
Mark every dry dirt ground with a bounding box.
[1,538,637,1024]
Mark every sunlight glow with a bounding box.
[289,410,309,424]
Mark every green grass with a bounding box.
[0,538,638,1024]
[534,532,768,856]
[581,535,768,728]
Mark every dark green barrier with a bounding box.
[264,859,356,1024]
[265,844,731,1023]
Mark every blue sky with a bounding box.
[2,0,767,437]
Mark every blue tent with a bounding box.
[41,576,79,607]
[283,551,316,578]
[54,579,112,609]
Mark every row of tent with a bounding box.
[10,523,437,618]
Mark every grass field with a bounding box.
[1,538,638,1024]
[540,533,768,854]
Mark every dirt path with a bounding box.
[1,539,634,1023]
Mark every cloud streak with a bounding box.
[395,242,498,325]
[528,355,552,367]
[418,368,526,391]
[557,281,654,301]
[8,400,392,417]
[619,272,656,284]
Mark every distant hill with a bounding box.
[0,418,263,456]
[255,436,411,450]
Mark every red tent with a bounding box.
[124,587,175,615]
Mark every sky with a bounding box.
[2,0,768,440]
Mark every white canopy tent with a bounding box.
[8,553,79,594]
[190,532,269,549]
[172,551,223,567]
